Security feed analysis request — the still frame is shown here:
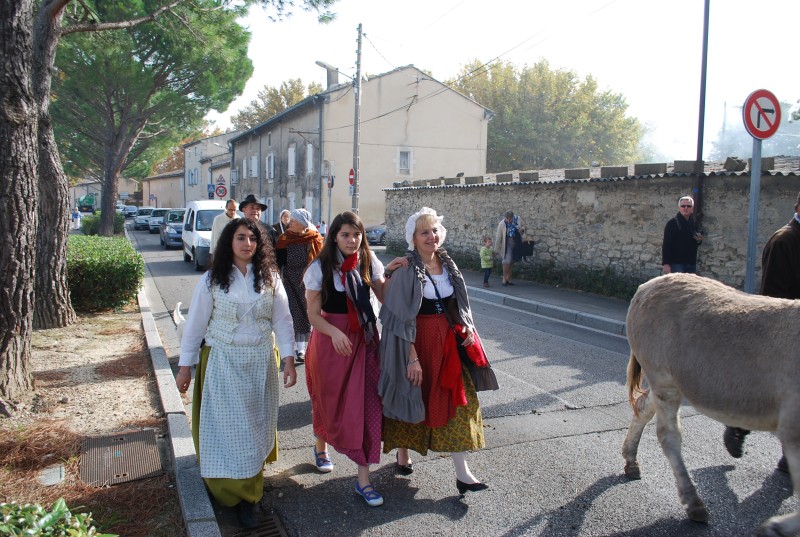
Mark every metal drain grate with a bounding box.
[233,514,289,537]
[79,429,163,486]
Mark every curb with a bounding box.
[467,286,627,336]
[128,227,221,537]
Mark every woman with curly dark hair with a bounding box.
[176,218,297,528]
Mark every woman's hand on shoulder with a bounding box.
[385,255,410,272]
[283,359,297,387]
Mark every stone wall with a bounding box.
[384,173,800,289]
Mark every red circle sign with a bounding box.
[348,168,355,185]
[215,185,228,198]
[742,89,781,140]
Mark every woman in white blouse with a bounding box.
[176,218,297,529]
[303,211,390,506]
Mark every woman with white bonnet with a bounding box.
[378,207,489,495]
[275,208,324,363]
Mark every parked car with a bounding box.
[160,208,185,249]
[148,208,170,234]
[133,207,155,230]
[182,199,226,271]
[115,203,126,214]
[366,223,386,245]
[123,205,138,218]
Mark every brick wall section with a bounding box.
[384,174,800,289]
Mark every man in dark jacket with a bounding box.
[662,195,703,273]
[722,192,800,473]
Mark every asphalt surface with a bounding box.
[126,225,797,537]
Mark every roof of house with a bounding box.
[142,169,183,182]
[228,65,493,145]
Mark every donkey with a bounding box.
[622,273,799,537]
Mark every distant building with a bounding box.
[229,65,493,225]
[182,131,242,206]
[69,176,140,210]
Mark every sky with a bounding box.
[205,0,800,162]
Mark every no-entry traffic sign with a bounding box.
[743,89,781,140]
[348,168,355,185]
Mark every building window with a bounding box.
[249,155,258,178]
[306,143,314,174]
[268,132,272,146]
[267,153,274,182]
[288,145,296,177]
[242,158,248,180]
[398,149,412,175]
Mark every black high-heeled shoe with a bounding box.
[396,452,413,475]
[456,479,488,495]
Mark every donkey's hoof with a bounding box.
[686,503,709,523]
[623,461,641,480]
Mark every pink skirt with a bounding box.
[305,312,382,466]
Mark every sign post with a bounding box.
[742,89,781,293]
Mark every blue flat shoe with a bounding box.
[355,482,384,506]
[314,446,333,473]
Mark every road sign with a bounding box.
[208,192,214,199]
[348,168,355,185]
[743,89,781,140]
[215,185,228,198]
[149,194,155,200]
[207,184,215,194]
[327,175,334,189]
[216,174,225,184]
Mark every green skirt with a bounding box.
[191,345,281,506]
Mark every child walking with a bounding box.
[480,236,494,287]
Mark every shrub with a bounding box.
[0,498,117,536]
[67,235,144,311]
[80,212,125,236]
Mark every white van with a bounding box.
[182,200,226,271]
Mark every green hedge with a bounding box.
[67,235,144,311]
[80,212,125,235]
[0,498,116,536]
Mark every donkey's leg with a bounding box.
[622,389,656,480]
[758,408,800,537]
[654,387,709,523]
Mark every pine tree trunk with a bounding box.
[34,119,76,329]
[0,0,38,402]
[32,1,76,329]
[99,165,121,236]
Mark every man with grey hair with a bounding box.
[210,198,238,255]
[662,195,703,274]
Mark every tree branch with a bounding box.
[62,0,184,35]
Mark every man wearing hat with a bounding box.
[722,191,800,473]
[239,194,278,246]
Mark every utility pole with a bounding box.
[351,23,363,214]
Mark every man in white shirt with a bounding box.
[210,199,239,255]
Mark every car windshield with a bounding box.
[196,209,222,231]
[137,209,153,216]
[152,209,167,217]
[167,211,185,223]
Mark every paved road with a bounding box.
[129,227,797,537]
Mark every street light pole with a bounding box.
[351,23,363,214]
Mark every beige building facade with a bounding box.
[230,65,492,227]
[141,170,183,208]
[183,131,241,206]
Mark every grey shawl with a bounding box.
[377,248,474,423]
